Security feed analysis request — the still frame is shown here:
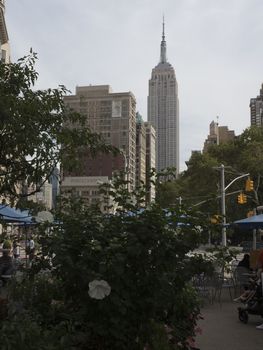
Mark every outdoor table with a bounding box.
[1,275,12,279]
[242,273,256,277]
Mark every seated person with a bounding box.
[233,288,256,303]
[237,253,251,270]
[233,276,258,302]
[234,251,263,305]
[234,254,252,291]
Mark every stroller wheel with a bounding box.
[238,309,248,324]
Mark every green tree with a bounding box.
[0,52,115,203]
[159,127,263,244]
[207,127,263,219]
[209,127,263,178]
[156,153,220,216]
[176,127,263,221]
[156,128,263,244]
[1,179,210,350]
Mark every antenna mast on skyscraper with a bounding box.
[160,15,167,63]
[162,14,165,40]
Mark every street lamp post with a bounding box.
[219,164,249,246]
[221,165,227,246]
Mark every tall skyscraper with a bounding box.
[147,19,179,175]
[62,85,137,207]
[0,0,10,63]
[250,84,263,127]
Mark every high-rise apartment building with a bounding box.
[26,182,53,210]
[147,20,179,175]
[250,84,263,127]
[203,120,235,152]
[135,113,156,203]
[49,167,60,208]
[0,0,10,63]
[62,86,137,204]
[61,176,116,212]
[136,112,146,188]
[145,122,156,203]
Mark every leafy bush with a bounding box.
[1,185,210,349]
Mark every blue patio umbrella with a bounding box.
[124,208,191,227]
[0,204,33,224]
[232,214,263,230]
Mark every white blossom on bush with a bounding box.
[88,279,111,300]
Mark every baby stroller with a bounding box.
[238,278,263,324]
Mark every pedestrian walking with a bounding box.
[12,240,20,259]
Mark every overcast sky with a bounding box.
[6,0,263,171]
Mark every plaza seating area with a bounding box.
[192,255,259,306]
[193,257,262,348]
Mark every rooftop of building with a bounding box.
[152,61,175,72]
[64,85,136,100]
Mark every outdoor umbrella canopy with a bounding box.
[232,214,263,230]
[0,204,33,224]
[124,209,191,227]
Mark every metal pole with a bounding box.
[25,225,28,268]
[213,166,249,246]
[208,230,211,246]
[252,230,257,250]
[253,208,257,250]
[221,164,227,246]
[178,196,182,207]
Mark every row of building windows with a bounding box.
[153,74,174,80]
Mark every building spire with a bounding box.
[160,16,167,63]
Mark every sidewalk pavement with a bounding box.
[196,297,263,350]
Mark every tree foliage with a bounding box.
[157,127,263,228]
[0,52,115,203]
[0,179,210,349]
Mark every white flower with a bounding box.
[88,279,111,300]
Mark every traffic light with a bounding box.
[237,193,247,204]
[245,177,254,192]
[211,215,221,224]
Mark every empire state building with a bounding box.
[147,20,179,175]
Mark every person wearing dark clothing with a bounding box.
[0,240,15,278]
[237,253,251,270]
[0,240,14,317]
[233,254,252,301]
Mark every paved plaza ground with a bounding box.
[196,297,263,350]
